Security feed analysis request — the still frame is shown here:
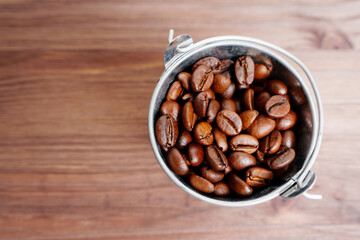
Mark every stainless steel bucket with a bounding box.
[148,30,323,207]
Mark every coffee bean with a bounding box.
[181,92,194,102]
[235,56,255,89]
[193,57,222,74]
[188,143,204,166]
[267,79,287,95]
[251,78,267,93]
[220,59,234,73]
[205,145,229,171]
[220,82,236,99]
[276,110,297,130]
[191,65,214,92]
[189,174,215,193]
[267,146,295,170]
[155,114,179,148]
[228,151,256,170]
[167,148,189,176]
[214,182,230,196]
[161,146,169,153]
[228,173,253,196]
[265,95,291,118]
[240,109,259,130]
[281,130,296,148]
[242,88,254,110]
[160,100,181,122]
[255,149,266,164]
[194,122,214,145]
[245,167,274,188]
[178,72,192,91]
[213,127,228,152]
[229,134,259,154]
[274,165,290,178]
[259,129,282,155]
[201,166,224,183]
[176,129,193,149]
[203,89,216,100]
[247,114,275,139]
[206,99,220,123]
[221,98,237,112]
[194,92,209,118]
[255,91,271,112]
[216,110,242,136]
[166,80,183,101]
[254,63,271,80]
[212,74,231,94]
[182,101,197,131]
[289,86,306,106]
[233,97,242,114]
[181,152,191,166]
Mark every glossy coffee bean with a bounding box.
[207,99,220,123]
[281,130,296,149]
[214,182,230,196]
[251,78,267,93]
[289,87,306,106]
[176,129,193,149]
[220,82,236,99]
[228,151,256,171]
[178,72,192,91]
[221,98,237,112]
[194,122,213,146]
[228,173,253,196]
[216,110,242,136]
[247,114,276,139]
[242,88,255,110]
[194,92,209,118]
[245,167,274,188]
[160,100,181,122]
[166,81,183,101]
[254,63,271,80]
[274,165,290,178]
[255,91,271,112]
[191,65,214,92]
[181,92,194,102]
[192,57,222,74]
[265,95,291,118]
[201,166,224,183]
[229,134,259,154]
[267,79,287,95]
[220,59,234,73]
[235,56,255,89]
[276,110,297,130]
[203,89,216,100]
[181,152,191,166]
[267,146,296,170]
[259,129,282,155]
[255,149,266,164]
[189,174,215,193]
[212,74,231,94]
[188,143,204,166]
[166,148,189,176]
[213,127,228,152]
[155,114,179,148]
[240,109,259,130]
[182,101,197,131]
[205,145,229,171]
[233,97,242,114]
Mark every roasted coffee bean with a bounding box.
[194,122,214,145]
[220,82,236,99]
[255,149,266,164]
[216,110,242,136]
[191,65,214,92]
[259,129,282,155]
[254,55,273,73]
[228,173,253,196]
[160,100,181,122]
[181,152,191,166]
[254,63,271,80]
[228,151,256,170]
[194,92,209,118]
[161,146,169,153]
[201,166,224,183]
[189,174,215,193]
[193,57,222,74]
[255,91,271,112]
[276,110,297,130]
[214,182,230,196]
[176,129,193,149]
[155,114,179,148]
[178,72,192,91]
[281,130,296,149]
[205,145,229,171]
[203,89,216,100]
[188,143,204,166]
[265,95,291,118]
[167,148,189,176]
[289,87,306,106]
[182,101,197,131]
[274,165,290,178]
[267,79,287,95]
[235,56,255,89]
[213,127,228,152]
[247,114,276,139]
[229,134,259,154]
[220,59,234,73]
[267,146,295,170]
[242,88,255,110]
[181,92,194,102]
[221,98,237,112]
[240,110,259,130]
[245,167,274,188]
[207,99,220,123]
[251,78,267,93]
[212,74,231,94]
[166,80,183,101]
[233,97,242,114]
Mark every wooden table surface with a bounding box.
[1,0,359,239]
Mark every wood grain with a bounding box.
[0,0,359,239]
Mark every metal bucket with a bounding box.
[148,30,323,207]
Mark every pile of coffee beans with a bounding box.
[155,55,297,197]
